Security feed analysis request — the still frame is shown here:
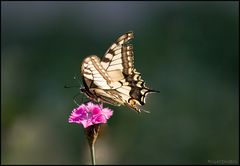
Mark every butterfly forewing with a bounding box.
[101,31,135,76]
[81,56,113,89]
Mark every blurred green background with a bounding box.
[1,1,239,165]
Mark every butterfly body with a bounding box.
[80,32,159,113]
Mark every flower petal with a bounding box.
[80,119,93,128]
[92,114,107,124]
[68,115,81,123]
[92,106,101,115]
[102,108,113,119]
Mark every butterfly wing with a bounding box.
[101,31,134,76]
[81,55,125,106]
[81,55,113,89]
[104,32,159,111]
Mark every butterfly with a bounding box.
[80,31,159,113]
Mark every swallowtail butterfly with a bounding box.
[80,31,159,113]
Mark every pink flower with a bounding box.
[68,102,113,128]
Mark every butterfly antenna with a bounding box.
[65,74,82,89]
[64,85,80,88]
[74,73,82,84]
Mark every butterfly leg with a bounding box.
[73,93,81,106]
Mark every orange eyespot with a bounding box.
[129,99,136,106]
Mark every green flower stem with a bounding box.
[84,124,100,165]
[89,142,96,165]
